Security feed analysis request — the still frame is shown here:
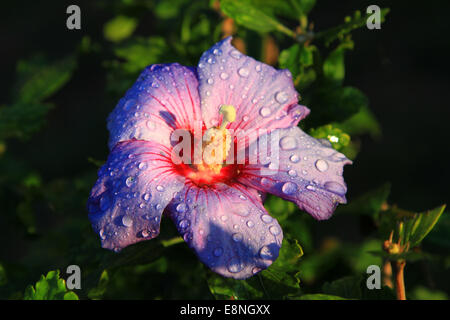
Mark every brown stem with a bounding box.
[395,260,406,300]
[383,260,393,289]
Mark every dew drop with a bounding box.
[315,159,329,172]
[289,154,300,163]
[259,245,275,260]
[269,225,281,236]
[232,233,243,242]
[138,162,147,170]
[178,219,189,229]
[259,107,271,118]
[238,67,249,78]
[143,193,151,201]
[220,72,229,80]
[288,169,297,177]
[246,220,255,228]
[122,215,133,227]
[176,203,187,213]
[207,78,214,84]
[156,185,165,192]
[261,214,273,224]
[275,91,289,104]
[281,181,298,195]
[227,257,243,273]
[229,49,242,60]
[125,176,135,187]
[280,136,297,150]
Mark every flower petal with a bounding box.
[88,140,185,251]
[239,126,352,220]
[107,63,201,150]
[166,183,283,279]
[197,37,309,130]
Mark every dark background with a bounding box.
[0,0,448,299]
[1,0,448,211]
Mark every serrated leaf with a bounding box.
[104,15,138,43]
[24,270,79,300]
[403,205,446,247]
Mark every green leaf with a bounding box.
[403,205,446,247]
[309,124,351,152]
[220,0,294,36]
[322,275,395,300]
[292,293,347,300]
[323,40,354,84]
[0,102,54,141]
[279,44,316,80]
[206,237,303,300]
[13,55,76,103]
[113,37,169,73]
[103,15,138,43]
[279,44,301,78]
[334,104,381,139]
[24,270,79,300]
[306,86,368,124]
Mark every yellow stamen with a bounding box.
[198,105,236,173]
[218,104,236,130]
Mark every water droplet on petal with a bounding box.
[261,214,273,224]
[176,203,187,213]
[246,220,255,228]
[122,215,133,227]
[290,154,300,163]
[288,169,297,177]
[315,159,329,172]
[259,107,271,118]
[255,64,262,72]
[227,257,243,273]
[178,219,189,229]
[280,136,297,150]
[229,49,242,60]
[138,162,147,170]
[259,245,275,260]
[281,181,298,195]
[275,91,289,104]
[269,225,281,235]
[207,78,214,84]
[252,267,262,274]
[232,233,243,242]
[143,193,151,201]
[156,185,165,192]
[238,67,249,77]
[220,72,229,80]
[125,176,135,187]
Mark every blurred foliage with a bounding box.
[0,0,447,301]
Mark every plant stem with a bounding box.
[395,260,406,300]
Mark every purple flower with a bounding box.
[87,37,351,279]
